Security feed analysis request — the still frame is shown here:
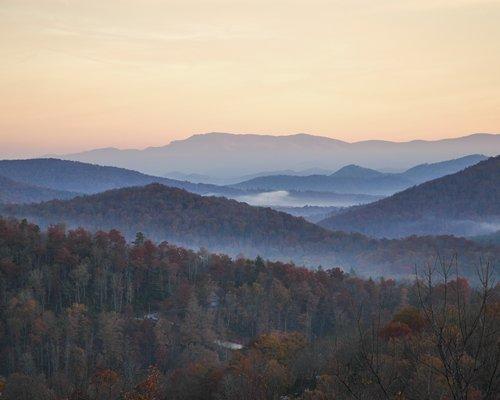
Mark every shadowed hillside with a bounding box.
[0,158,242,196]
[0,175,77,204]
[319,156,500,238]
[2,183,497,278]
[233,154,488,195]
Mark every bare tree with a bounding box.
[413,256,500,400]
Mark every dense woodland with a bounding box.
[472,231,500,246]
[320,156,500,238]
[2,184,498,279]
[0,217,498,399]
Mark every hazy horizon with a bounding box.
[1,131,499,160]
[2,0,500,157]
[1,2,499,398]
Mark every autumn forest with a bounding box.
[0,217,498,399]
[1,1,500,397]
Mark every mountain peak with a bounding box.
[331,164,383,178]
[320,155,500,238]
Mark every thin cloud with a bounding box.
[42,24,262,43]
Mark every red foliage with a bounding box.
[379,321,412,340]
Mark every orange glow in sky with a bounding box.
[1,0,500,156]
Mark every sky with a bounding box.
[1,0,500,157]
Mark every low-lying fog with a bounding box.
[234,190,364,208]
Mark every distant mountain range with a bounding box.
[0,175,77,204]
[236,167,336,181]
[0,158,380,208]
[400,154,490,182]
[0,158,241,197]
[233,154,488,195]
[57,132,500,178]
[164,167,338,185]
[1,183,497,278]
[319,156,500,238]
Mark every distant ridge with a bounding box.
[319,156,500,238]
[401,154,487,182]
[0,158,242,197]
[56,132,500,178]
[232,154,489,195]
[0,175,76,204]
[0,158,380,208]
[1,183,497,278]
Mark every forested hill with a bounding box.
[400,153,487,183]
[232,154,487,195]
[319,155,500,238]
[0,175,76,204]
[1,184,497,277]
[232,167,411,195]
[0,158,241,196]
[1,218,498,399]
[0,183,357,263]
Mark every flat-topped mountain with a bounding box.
[58,132,500,178]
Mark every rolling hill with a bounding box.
[319,156,500,238]
[400,154,487,182]
[0,158,241,197]
[232,154,489,195]
[57,132,500,178]
[0,175,77,204]
[0,158,381,208]
[233,165,411,195]
[1,183,497,278]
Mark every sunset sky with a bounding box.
[1,0,500,157]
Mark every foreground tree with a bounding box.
[0,218,498,399]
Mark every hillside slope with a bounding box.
[400,154,487,183]
[319,156,500,238]
[0,175,77,204]
[233,154,488,195]
[2,183,497,277]
[0,158,241,196]
[233,168,411,195]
